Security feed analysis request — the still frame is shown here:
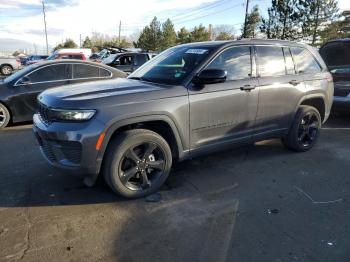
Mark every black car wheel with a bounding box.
[1,65,13,76]
[103,129,172,198]
[282,106,321,152]
[0,103,10,129]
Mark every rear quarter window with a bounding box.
[73,64,99,78]
[291,47,321,74]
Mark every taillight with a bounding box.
[326,74,333,82]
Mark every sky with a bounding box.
[0,0,350,52]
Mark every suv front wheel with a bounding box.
[103,129,172,198]
[282,105,322,152]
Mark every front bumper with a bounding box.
[33,113,106,176]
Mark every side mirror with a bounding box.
[192,69,227,85]
[19,76,31,85]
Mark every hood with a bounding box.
[38,78,183,109]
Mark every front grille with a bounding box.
[334,88,350,97]
[41,139,82,164]
[38,103,52,125]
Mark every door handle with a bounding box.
[240,84,256,91]
[289,80,300,86]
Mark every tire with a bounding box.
[102,129,172,198]
[0,103,10,129]
[1,65,13,76]
[282,105,322,152]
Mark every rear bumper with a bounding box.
[33,113,106,176]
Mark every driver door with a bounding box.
[10,64,71,121]
[188,46,259,155]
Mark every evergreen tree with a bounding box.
[136,17,162,51]
[82,36,92,48]
[189,24,210,42]
[53,38,77,51]
[161,18,177,50]
[243,5,261,38]
[319,10,350,44]
[177,27,190,44]
[299,0,339,45]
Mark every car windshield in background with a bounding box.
[129,46,214,85]
[4,64,39,84]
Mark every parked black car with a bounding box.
[33,40,333,198]
[320,39,350,112]
[0,60,126,128]
[102,52,156,73]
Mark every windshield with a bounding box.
[4,64,39,84]
[102,53,118,64]
[128,46,214,85]
[47,52,57,60]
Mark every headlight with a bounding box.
[51,109,96,121]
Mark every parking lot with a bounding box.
[0,115,349,262]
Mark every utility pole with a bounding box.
[118,20,121,44]
[80,34,82,48]
[243,0,250,38]
[42,1,49,55]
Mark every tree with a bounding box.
[161,18,177,50]
[53,38,78,51]
[189,24,210,42]
[299,0,339,45]
[243,5,261,38]
[136,17,163,51]
[213,25,235,40]
[260,0,302,40]
[82,36,92,48]
[319,10,350,44]
[12,51,20,56]
[177,27,190,44]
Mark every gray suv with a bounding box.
[33,39,334,198]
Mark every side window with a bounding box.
[256,46,286,77]
[119,55,133,66]
[99,68,112,77]
[27,64,71,83]
[134,54,148,66]
[291,47,321,74]
[206,46,252,81]
[283,47,296,75]
[70,55,83,60]
[73,64,99,79]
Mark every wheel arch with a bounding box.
[97,115,187,169]
[0,101,12,124]
[298,95,326,122]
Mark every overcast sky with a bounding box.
[1,0,350,49]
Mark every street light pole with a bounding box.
[42,1,49,55]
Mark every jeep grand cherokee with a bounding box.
[33,39,334,198]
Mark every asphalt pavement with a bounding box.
[0,115,350,262]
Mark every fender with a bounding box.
[95,114,189,171]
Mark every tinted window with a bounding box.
[70,55,83,60]
[28,64,71,83]
[283,47,296,75]
[99,68,112,77]
[291,47,321,74]
[320,42,350,67]
[135,54,148,66]
[73,64,99,78]
[207,46,252,80]
[257,46,286,77]
[119,55,133,65]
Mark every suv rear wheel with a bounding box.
[282,105,321,152]
[0,103,10,129]
[103,129,172,198]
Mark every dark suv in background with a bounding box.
[33,39,333,198]
[320,39,350,112]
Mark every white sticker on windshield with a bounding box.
[185,49,208,54]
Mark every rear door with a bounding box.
[10,64,71,120]
[69,63,112,84]
[189,45,259,153]
[254,45,305,137]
